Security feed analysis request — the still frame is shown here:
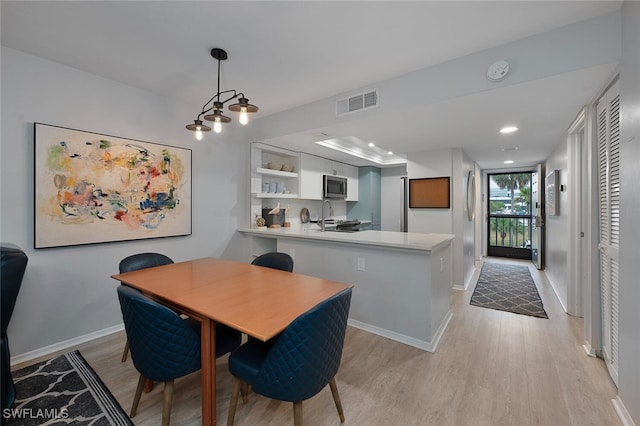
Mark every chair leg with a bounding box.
[241,382,249,404]
[329,378,345,423]
[121,339,130,362]
[162,380,174,426]
[227,378,241,426]
[293,401,303,426]
[130,374,145,417]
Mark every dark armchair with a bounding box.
[117,285,241,426]
[226,288,352,426]
[118,253,174,362]
[251,252,294,272]
[1,244,28,411]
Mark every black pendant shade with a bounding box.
[185,119,211,132]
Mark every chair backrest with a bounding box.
[119,252,174,273]
[117,285,200,382]
[1,244,28,337]
[252,288,352,402]
[251,252,294,272]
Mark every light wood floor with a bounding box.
[14,258,620,425]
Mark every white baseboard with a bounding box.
[582,342,597,357]
[453,266,478,291]
[347,310,453,353]
[10,324,124,366]
[543,270,568,313]
[612,396,636,426]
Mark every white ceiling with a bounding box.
[1,1,622,169]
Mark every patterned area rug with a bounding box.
[5,350,132,425]
[470,262,548,319]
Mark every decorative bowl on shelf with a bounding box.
[281,164,294,172]
[267,162,283,170]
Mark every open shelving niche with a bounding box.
[250,142,300,226]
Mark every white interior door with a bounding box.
[597,80,620,386]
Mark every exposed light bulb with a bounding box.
[239,107,249,125]
[500,126,518,134]
[195,127,203,141]
[213,118,222,133]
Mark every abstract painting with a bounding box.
[34,123,192,248]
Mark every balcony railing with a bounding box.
[488,215,532,248]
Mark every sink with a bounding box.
[325,229,358,234]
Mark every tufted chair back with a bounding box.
[119,252,174,274]
[117,285,201,382]
[117,253,174,363]
[1,244,28,411]
[252,288,351,401]
[251,252,294,272]
[227,288,352,425]
[1,245,28,339]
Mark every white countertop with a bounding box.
[238,226,454,252]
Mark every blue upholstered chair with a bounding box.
[118,253,174,362]
[226,288,352,426]
[251,252,294,272]
[1,244,28,412]
[117,285,241,426]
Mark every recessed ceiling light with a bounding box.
[500,126,518,134]
[388,151,393,155]
[368,142,375,147]
[504,160,514,164]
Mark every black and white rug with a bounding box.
[5,350,132,425]
[470,262,548,319]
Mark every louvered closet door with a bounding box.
[597,80,620,386]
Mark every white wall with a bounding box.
[617,2,640,423]
[1,47,249,359]
[544,142,570,312]
[456,150,476,290]
[405,148,475,289]
[380,165,406,231]
[406,149,453,234]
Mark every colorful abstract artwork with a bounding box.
[34,123,192,248]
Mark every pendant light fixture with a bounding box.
[185,48,258,139]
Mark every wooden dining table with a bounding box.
[111,256,352,425]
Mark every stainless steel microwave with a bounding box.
[323,174,347,198]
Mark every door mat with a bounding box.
[470,262,548,319]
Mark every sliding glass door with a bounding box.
[487,172,533,259]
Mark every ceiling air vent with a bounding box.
[336,89,379,117]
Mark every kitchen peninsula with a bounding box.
[239,227,454,352]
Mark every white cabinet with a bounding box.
[323,160,343,177]
[299,153,324,200]
[344,164,359,202]
[299,153,359,201]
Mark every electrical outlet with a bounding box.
[357,257,365,271]
[289,248,295,260]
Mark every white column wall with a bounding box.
[617,2,640,423]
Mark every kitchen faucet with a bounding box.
[320,199,333,232]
